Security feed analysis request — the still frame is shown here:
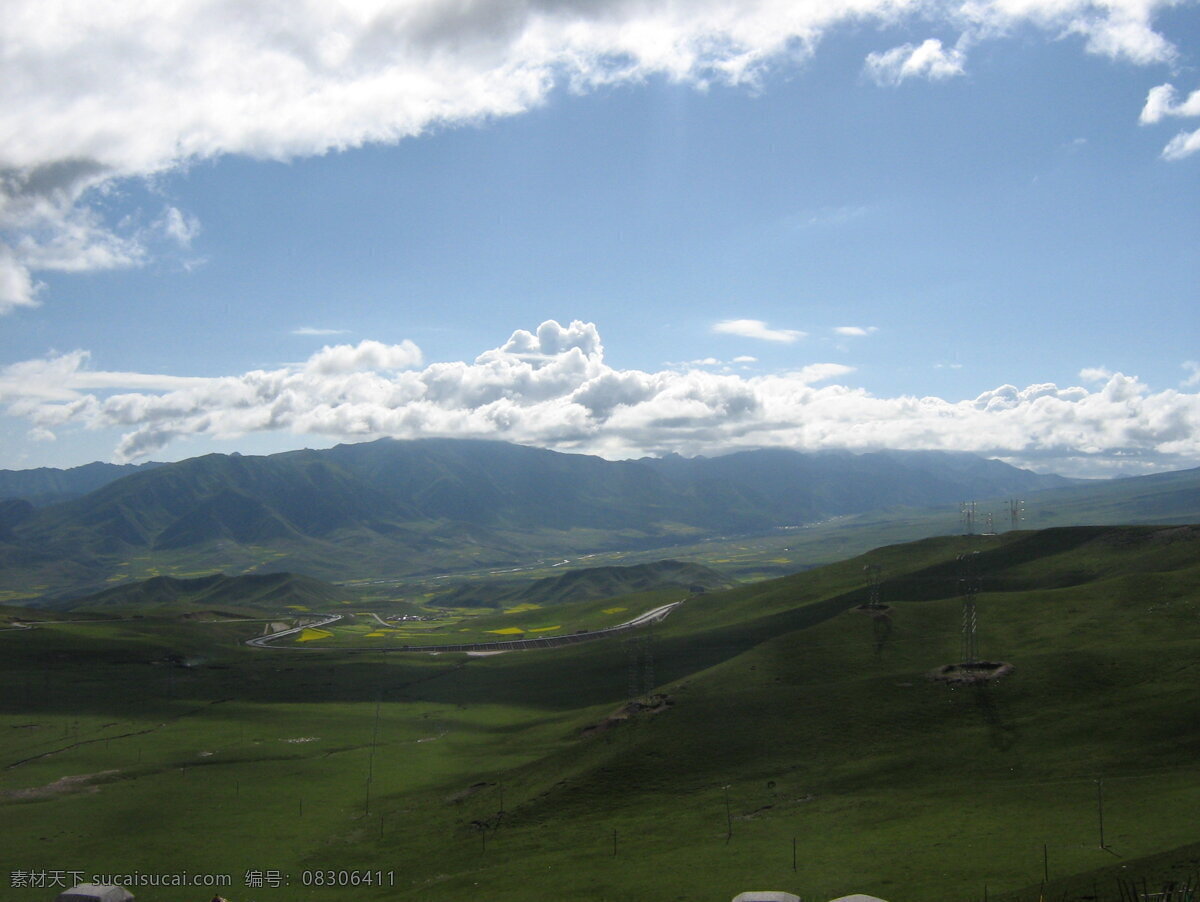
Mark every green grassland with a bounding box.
[1,525,1198,901]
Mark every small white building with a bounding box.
[55,885,134,902]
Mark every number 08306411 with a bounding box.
[300,870,395,887]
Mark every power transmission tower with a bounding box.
[958,552,981,664]
[960,501,977,535]
[1005,499,1023,530]
[865,564,883,607]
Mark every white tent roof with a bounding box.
[828,895,890,902]
[55,885,134,902]
[732,893,802,902]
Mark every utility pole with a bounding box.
[366,694,381,816]
[723,785,732,844]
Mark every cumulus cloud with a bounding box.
[305,339,423,374]
[713,319,806,343]
[834,326,878,337]
[0,0,1184,312]
[1,320,1197,476]
[1184,361,1200,387]
[864,38,966,86]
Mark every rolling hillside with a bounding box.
[50,571,351,615]
[1,524,1197,901]
[431,559,734,609]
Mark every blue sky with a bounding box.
[1,0,1197,476]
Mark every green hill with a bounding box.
[49,571,351,616]
[431,559,735,609]
[1,524,1198,901]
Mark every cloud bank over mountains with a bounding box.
[2,320,1197,476]
[0,0,1192,313]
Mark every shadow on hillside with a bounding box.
[973,683,1018,751]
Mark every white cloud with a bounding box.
[732,355,758,363]
[713,319,806,343]
[305,339,424,375]
[1139,83,1200,160]
[1162,129,1200,161]
[160,206,201,247]
[864,38,966,87]
[1184,361,1200,387]
[1079,366,1112,382]
[0,247,39,313]
[293,327,351,336]
[1139,84,1200,124]
[0,0,1184,312]
[2,320,1197,476]
[834,326,878,337]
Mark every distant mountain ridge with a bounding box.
[0,460,163,507]
[0,438,1078,596]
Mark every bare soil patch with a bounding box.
[580,693,674,737]
[928,661,1014,684]
[4,769,120,800]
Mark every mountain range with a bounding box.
[0,437,1089,598]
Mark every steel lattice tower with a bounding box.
[960,501,977,535]
[958,552,982,664]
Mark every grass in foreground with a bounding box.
[1,525,1198,901]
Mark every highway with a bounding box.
[244,612,343,648]
[245,601,682,652]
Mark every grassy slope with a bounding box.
[0,525,1197,902]
[51,571,356,617]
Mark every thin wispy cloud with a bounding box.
[1140,83,1200,160]
[1080,367,1113,382]
[787,205,871,229]
[714,319,806,343]
[833,326,878,337]
[0,0,1184,314]
[160,207,201,248]
[2,321,1197,476]
[293,327,351,336]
